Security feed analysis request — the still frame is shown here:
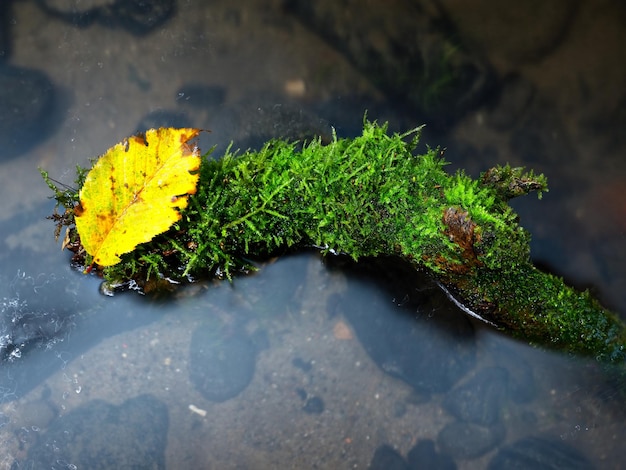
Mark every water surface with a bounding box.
[1,1,625,468]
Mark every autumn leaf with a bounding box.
[74,128,202,267]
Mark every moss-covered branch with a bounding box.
[42,120,626,363]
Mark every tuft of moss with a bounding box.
[42,119,626,362]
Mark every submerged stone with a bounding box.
[369,444,410,470]
[189,323,258,402]
[442,367,509,426]
[437,422,504,459]
[24,394,168,469]
[407,439,457,470]
[0,65,57,159]
[302,395,325,414]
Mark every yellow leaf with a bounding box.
[74,128,201,267]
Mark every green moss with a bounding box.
[42,119,626,363]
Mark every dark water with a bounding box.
[1,1,625,468]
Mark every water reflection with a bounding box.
[0,265,164,403]
[0,254,623,468]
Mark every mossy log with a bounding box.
[43,121,626,363]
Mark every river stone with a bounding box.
[24,394,168,469]
[369,444,409,470]
[487,436,594,470]
[442,367,509,426]
[492,341,536,404]
[189,323,258,402]
[437,422,504,459]
[407,439,457,470]
[302,395,325,415]
[0,65,57,159]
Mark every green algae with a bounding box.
[42,120,626,363]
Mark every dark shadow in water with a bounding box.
[326,255,478,395]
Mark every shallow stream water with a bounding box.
[1,1,625,468]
